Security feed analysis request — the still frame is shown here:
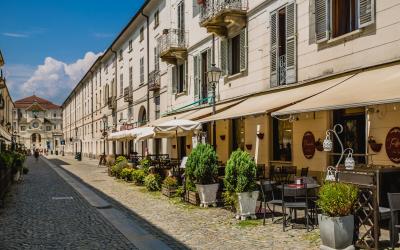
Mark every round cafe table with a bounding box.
[276,183,320,190]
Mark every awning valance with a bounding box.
[199,74,354,123]
[272,63,400,116]
[154,119,202,138]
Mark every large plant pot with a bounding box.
[318,214,354,250]
[196,183,219,207]
[237,191,259,220]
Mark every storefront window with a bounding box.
[230,118,245,154]
[272,118,293,161]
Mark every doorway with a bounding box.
[178,136,186,159]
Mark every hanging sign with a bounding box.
[385,127,400,164]
[302,131,316,159]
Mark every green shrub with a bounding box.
[111,159,128,178]
[223,191,238,211]
[317,182,359,217]
[163,176,178,188]
[131,169,147,185]
[115,156,127,165]
[0,152,14,169]
[120,168,134,181]
[185,143,218,185]
[139,158,151,174]
[145,174,161,191]
[175,185,185,197]
[224,149,257,193]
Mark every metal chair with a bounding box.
[300,167,309,177]
[282,166,297,183]
[281,183,310,232]
[388,193,400,249]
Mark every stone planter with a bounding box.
[162,186,177,198]
[237,191,259,220]
[196,183,219,207]
[318,214,355,250]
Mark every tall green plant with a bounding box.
[224,149,257,193]
[185,143,218,185]
[317,182,359,217]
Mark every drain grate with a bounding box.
[52,196,74,200]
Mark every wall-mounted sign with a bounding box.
[302,131,316,159]
[385,127,400,164]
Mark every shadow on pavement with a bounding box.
[48,159,71,166]
[51,161,189,250]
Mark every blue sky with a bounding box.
[1,0,145,104]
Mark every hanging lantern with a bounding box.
[344,152,355,170]
[323,133,333,152]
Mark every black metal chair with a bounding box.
[282,166,297,183]
[281,183,310,232]
[388,193,400,249]
[300,167,309,177]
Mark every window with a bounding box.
[54,124,57,129]
[154,47,159,71]
[119,74,124,96]
[172,62,187,94]
[315,0,375,42]
[272,118,292,161]
[128,40,133,52]
[230,118,245,154]
[20,126,26,131]
[140,27,144,42]
[140,57,145,84]
[53,112,57,118]
[154,95,160,119]
[128,105,133,120]
[154,10,159,28]
[46,126,52,131]
[105,64,108,74]
[192,0,200,17]
[220,28,247,77]
[119,49,123,61]
[129,66,133,88]
[177,1,185,31]
[119,112,123,121]
[270,3,297,87]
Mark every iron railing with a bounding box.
[107,96,116,110]
[148,70,161,91]
[157,29,188,55]
[123,86,133,102]
[279,55,286,85]
[200,0,248,23]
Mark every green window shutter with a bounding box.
[240,27,248,72]
[193,55,199,99]
[315,0,329,43]
[220,39,228,76]
[172,66,177,94]
[270,11,278,87]
[358,0,375,28]
[285,2,297,84]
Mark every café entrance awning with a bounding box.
[199,74,354,123]
[272,63,400,116]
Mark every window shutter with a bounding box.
[240,27,248,72]
[358,0,375,28]
[270,11,278,87]
[207,48,213,104]
[315,0,329,43]
[193,55,200,99]
[220,39,228,76]
[172,66,177,94]
[309,0,317,44]
[192,0,200,17]
[184,60,188,92]
[286,2,297,84]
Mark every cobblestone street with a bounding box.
[44,155,321,250]
[0,156,137,250]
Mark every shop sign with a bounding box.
[120,124,134,131]
[302,131,316,159]
[385,127,400,164]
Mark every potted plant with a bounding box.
[144,173,162,191]
[12,153,25,182]
[317,182,359,249]
[162,176,178,197]
[185,143,219,207]
[225,149,259,220]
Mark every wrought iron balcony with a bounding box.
[279,55,286,85]
[148,70,161,91]
[157,29,188,64]
[199,0,248,37]
[123,86,133,103]
[107,96,116,110]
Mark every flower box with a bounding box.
[185,190,200,205]
[161,186,177,198]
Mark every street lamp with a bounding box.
[99,115,108,166]
[207,64,222,149]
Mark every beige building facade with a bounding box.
[62,0,400,176]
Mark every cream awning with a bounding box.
[272,63,400,116]
[199,74,354,123]
[0,127,11,142]
[154,119,202,138]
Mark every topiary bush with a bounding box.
[185,143,218,185]
[145,174,162,191]
[317,182,359,217]
[0,152,14,169]
[224,149,258,193]
[131,169,147,185]
[120,168,134,181]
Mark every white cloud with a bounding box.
[7,51,102,104]
[2,32,29,38]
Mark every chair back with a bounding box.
[300,167,309,177]
[388,193,400,211]
[281,183,308,201]
[257,164,265,179]
[282,166,297,183]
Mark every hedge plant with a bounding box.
[317,182,359,217]
[185,143,218,185]
[163,176,178,188]
[145,174,162,191]
[120,168,134,181]
[111,158,128,178]
[224,149,258,193]
[131,169,147,185]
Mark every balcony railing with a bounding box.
[279,55,286,85]
[157,29,188,63]
[148,70,161,91]
[124,86,133,103]
[199,0,248,37]
[107,96,116,110]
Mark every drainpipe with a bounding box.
[141,10,150,123]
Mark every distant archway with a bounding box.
[138,106,147,126]
[31,133,41,143]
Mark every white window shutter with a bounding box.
[207,48,213,104]
[220,39,228,76]
[286,2,297,84]
[270,11,278,87]
[315,0,329,43]
[184,60,188,92]
[172,66,177,94]
[240,27,248,72]
[309,0,317,44]
[193,55,200,99]
[358,0,375,28]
